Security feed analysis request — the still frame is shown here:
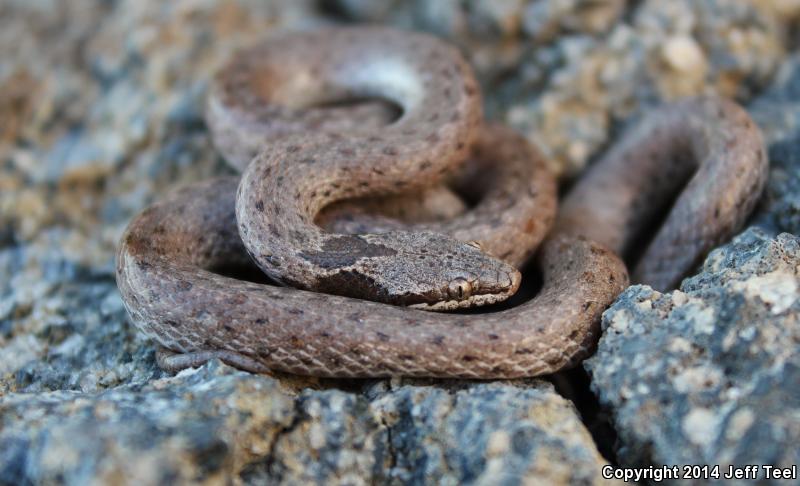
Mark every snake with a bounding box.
[115,27,767,378]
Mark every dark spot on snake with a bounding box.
[300,235,397,270]
[288,308,304,315]
[319,331,331,338]
[255,200,265,212]
[399,354,414,361]
[514,348,534,355]
[223,325,234,332]
[582,302,592,311]
[376,332,390,342]
[255,318,267,325]
[302,157,316,164]
[431,335,445,346]
[420,160,432,170]
[290,230,306,243]
[462,355,476,362]
[487,333,499,340]
[544,353,563,366]
[428,113,439,122]
[339,148,355,156]
[287,145,300,153]
[314,267,392,301]
[177,281,193,291]
[383,146,398,156]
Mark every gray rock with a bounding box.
[586,228,800,484]
[750,54,800,145]
[0,362,296,485]
[754,136,800,236]
[748,55,800,237]
[1,361,615,485]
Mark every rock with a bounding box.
[753,135,800,236]
[0,362,296,484]
[750,54,800,144]
[1,361,615,485]
[747,54,800,237]
[586,228,800,482]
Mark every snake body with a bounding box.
[115,27,767,378]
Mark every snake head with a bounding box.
[355,231,522,311]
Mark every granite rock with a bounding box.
[1,361,616,485]
[586,229,800,484]
[754,135,800,236]
[748,55,800,237]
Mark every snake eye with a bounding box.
[448,278,472,300]
[466,240,483,250]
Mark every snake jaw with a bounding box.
[409,269,521,311]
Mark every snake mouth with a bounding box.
[409,270,522,312]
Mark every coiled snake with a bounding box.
[116,27,767,378]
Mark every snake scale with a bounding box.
[116,27,768,378]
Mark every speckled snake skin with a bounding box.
[115,27,768,378]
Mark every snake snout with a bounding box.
[506,269,522,295]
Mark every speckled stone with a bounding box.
[750,54,800,144]
[0,361,616,485]
[753,135,800,236]
[585,228,800,483]
[749,55,800,237]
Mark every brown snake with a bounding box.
[115,27,767,378]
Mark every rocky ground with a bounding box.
[0,1,798,484]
